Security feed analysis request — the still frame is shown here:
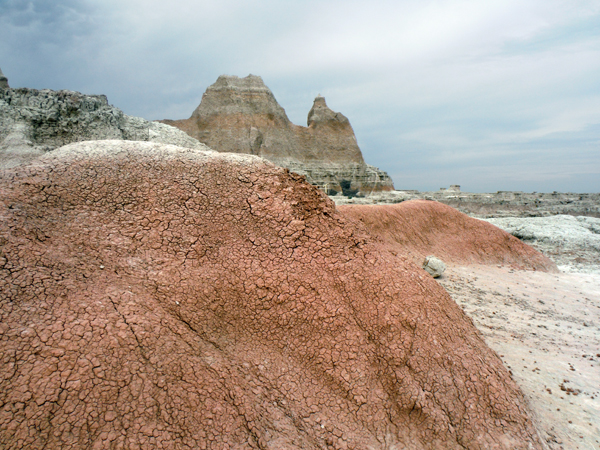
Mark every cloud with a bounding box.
[0,0,599,192]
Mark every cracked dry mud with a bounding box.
[338,201,558,272]
[0,140,543,449]
[339,202,599,450]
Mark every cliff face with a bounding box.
[162,74,394,194]
[0,80,209,169]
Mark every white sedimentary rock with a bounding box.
[0,87,209,169]
[484,215,600,274]
[423,255,446,278]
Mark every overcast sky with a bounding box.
[1,0,599,192]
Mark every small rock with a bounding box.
[423,255,446,278]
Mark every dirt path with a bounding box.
[438,265,600,449]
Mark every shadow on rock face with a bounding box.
[0,140,543,449]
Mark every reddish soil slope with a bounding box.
[0,141,543,449]
[339,201,557,272]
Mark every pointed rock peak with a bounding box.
[307,95,349,127]
[161,74,391,190]
[0,68,9,89]
[313,95,327,107]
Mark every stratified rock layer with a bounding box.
[0,87,209,168]
[421,190,600,218]
[162,74,394,194]
[339,200,558,272]
[0,141,542,449]
[335,189,600,218]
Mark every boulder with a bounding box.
[423,255,446,278]
[161,74,394,195]
[0,87,209,169]
[0,140,543,449]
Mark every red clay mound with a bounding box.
[339,200,557,272]
[0,141,543,449]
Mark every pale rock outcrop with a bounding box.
[0,68,8,89]
[484,215,600,274]
[426,190,600,218]
[0,86,209,168]
[422,255,446,278]
[161,74,394,195]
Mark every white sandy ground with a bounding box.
[438,266,600,449]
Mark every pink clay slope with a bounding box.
[339,200,557,272]
[0,141,543,449]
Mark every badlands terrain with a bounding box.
[464,217,600,449]
[160,74,394,196]
[340,202,600,449]
[1,141,548,449]
[1,70,599,448]
[440,265,600,450]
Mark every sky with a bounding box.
[1,0,599,193]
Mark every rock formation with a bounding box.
[335,187,600,218]
[0,140,543,449]
[485,215,600,274]
[161,74,394,195]
[423,189,600,218]
[0,68,8,90]
[339,200,558,272]
[0,85,209,169]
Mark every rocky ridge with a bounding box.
[338,200,557,272]
[334,187,600,218]
[0,72,209,169]
[161,74,394,195]
[336,190,600,273]
[421,189,600,218]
